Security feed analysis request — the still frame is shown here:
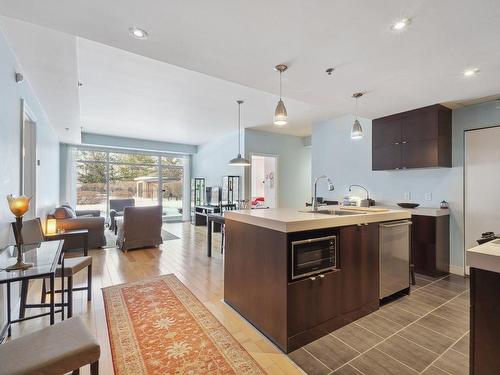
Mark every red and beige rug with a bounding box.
[103,274,266,374]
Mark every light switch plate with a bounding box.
[404,192,411,200]
[425,192,432,201]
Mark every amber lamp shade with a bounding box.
[6,194,33,271]
[46,218,57,235]
[7,195,31,218]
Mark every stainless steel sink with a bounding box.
[299,209,366,216]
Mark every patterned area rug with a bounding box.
[103,274,266,374]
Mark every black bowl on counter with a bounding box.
[397,203,420,209]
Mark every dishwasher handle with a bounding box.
[379,220,412,228]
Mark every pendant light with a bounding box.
[351,92,364,140]
[229,100,251,166]
[273,64,288,126]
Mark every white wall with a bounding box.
[0,28,60,329]
[245,129,311,208]
[312,102,500,272]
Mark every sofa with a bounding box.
[47,205,106,250]
[109,199,135,233]
[116,205,163,252]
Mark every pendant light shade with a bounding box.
[229,154,251,166]
[351,92,364,140]
[274,99,288,126]
[351,119,363,139]
[273,64,288,126]
[229,100,251,166]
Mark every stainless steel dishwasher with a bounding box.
[379,220,412,299]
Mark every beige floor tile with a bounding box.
[288,348,331,375]
[350,348,418,375]
[305,334,359,370]
[331,364,364,374]
[376,334,438,372]
[398,322,455,354]
[332,322,383,352]
[417,313,469,340]
[377,303,421,326]
[433,348,469,375]
[355,313,403,338]
[452,333,470,357]
[421,365,452,375]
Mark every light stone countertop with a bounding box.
[467,239,500,274]
[377,206,450,217]
[224,205,411,233]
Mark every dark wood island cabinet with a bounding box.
[470,267,500,375]
[224,219,383,353]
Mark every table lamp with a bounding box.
[6,194,33,271]
[46,218,57,235]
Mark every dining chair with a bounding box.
[220,204,237,254]
[16,218,93,319]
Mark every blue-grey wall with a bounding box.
[192,130,245,190]
[312,102,500,272]
[0,27,60,327]
[0,29,60,246]
[245,129,311,208]
[192,128,311,208]
[81,132,197,155]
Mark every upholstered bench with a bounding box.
[0,316,100,375]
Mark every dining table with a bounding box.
[0,240,64,342]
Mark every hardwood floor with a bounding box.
[10,222,303,375]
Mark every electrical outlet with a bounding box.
[404,192,411,201]
[425,192,432,201]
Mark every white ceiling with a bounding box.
[1,0,500,145]
[0,16,81,143]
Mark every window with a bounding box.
[76,150,107,216]
[75,149,187,221]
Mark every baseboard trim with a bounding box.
[449,265,465,276]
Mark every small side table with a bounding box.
[45,229,89,256]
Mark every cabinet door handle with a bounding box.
[394,142,400,145]
[402,141,408,144]
[310,276,316,281]
[319,274,325,279]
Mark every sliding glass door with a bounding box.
[161,156,184,219]
[76,150,108,216]
[75,149,186,221]
[109,152,159,208]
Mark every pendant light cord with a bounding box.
[355,96,358,120]
[238,101,241,155]
[279,71,282,100]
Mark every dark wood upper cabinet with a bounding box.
[372,104,451,170]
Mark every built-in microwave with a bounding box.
[291,235,337,280]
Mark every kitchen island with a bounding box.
[467,240,500,374]
[224,206,411,353]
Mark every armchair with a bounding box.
[109,199,135,233]
[116,205,163,252]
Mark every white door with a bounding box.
[465,126,500,272]
[21,101,37,218]
[251,155,278,208]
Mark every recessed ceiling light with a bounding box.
[391,18,411,31]
[463,68,480,77]
[129,27,148,40]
